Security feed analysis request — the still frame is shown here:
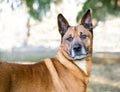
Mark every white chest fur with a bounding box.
[75,60,87,75]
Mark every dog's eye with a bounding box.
[80,34,87,39]
[66,36,73,42]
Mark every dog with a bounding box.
[0,9,93,92]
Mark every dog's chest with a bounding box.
[75,60,87,75]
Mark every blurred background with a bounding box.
[0,0,120,92]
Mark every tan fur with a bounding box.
[0,10,93,92]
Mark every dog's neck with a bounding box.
[56,48,92,76]
[56,49,91,74]
[56,49,75,69]
[75,60,87,75]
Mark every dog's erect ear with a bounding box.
[81,9,93,32]
[57,14,70,37]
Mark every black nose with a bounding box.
[73,44,81,52]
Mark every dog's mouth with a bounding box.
[69,44,89,60]
[71,54,89,60]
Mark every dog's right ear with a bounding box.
[57,14,70,37]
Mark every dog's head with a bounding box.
[58,9,93,60]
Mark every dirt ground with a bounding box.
[87,53,120,92]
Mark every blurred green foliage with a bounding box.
[26,0,50,20]
[26,0,61,20]
[0,0,61,20]
[77,0,120,22]
[0,0,3,3]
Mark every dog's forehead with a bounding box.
[67,25,91,35]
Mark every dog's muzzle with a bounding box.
[70,43,88,60]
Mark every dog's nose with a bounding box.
[73,44,81,52]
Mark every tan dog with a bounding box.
[0,9,93,92]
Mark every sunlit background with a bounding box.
[0,0,120,92]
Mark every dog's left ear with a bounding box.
[57,13,70,37]
[81,9,93,32]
